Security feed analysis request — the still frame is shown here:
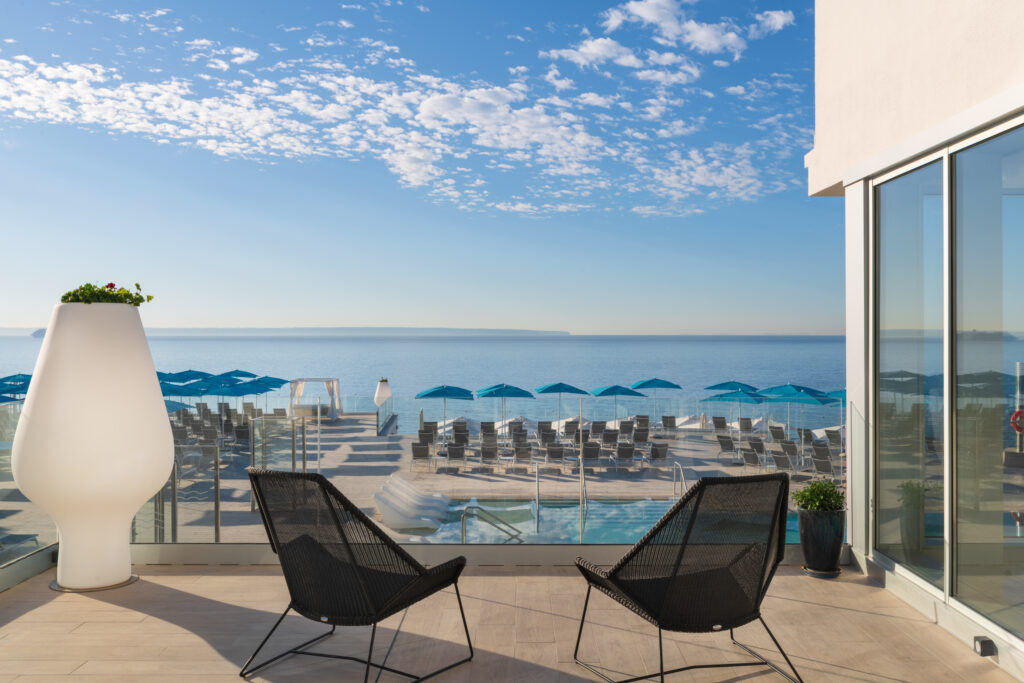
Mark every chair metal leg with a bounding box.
[364,623,376,683]
[574,587,802,683]
[729,617,805,683]
[239,606,336,678]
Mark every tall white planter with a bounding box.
[13,303,173,590]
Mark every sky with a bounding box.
[0,0,843,335]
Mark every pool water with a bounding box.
[414,498,803,545]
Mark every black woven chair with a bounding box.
[241,469,473,681]
[573,473,801,683]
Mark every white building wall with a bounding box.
[806,0,1024,196]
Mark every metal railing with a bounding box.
[460,505,523,543]
[672,461,686,500]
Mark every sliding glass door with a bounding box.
[875,161,944,587]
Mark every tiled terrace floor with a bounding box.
[0,565,1012,682]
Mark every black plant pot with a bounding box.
[798,508,845,578]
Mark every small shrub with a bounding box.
[793,479,845,512]
[61,282,153,306]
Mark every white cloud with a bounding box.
[724,85,745,95]
[712,59,729,67]
[492,201,537,213]
[578,92,613,108]
[634,62,699,86]
[507,34,525,42]
[602,0,747,59]
[543,65,573,90]
[2,39,16,44]
[207,59,229,71]
[417,4,430,12]
[540,37,643,69]
[748,10,795,39]
[229,47,258,64]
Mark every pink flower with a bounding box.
[105,282,116,289]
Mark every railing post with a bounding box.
[214,445,221,543]
[301,417,307,473]
[291,418,297,473]
[171,460,178,544]
[249,417,256,512]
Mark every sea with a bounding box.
[0,334,846,433]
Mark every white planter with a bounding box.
[12,303,173,590]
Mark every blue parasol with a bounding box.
[478,384,534,437]
[631,378,682,422]
[591,384,646,422]
[536,382,588,427]
[415,385,474,434]
[704,380,759,392]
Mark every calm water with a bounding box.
[0,334,845,432]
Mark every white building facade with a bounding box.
[807,1,1024,677]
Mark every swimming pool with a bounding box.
[410,497,803,544]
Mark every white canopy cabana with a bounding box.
[289,378,341,420]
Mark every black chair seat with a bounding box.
[242,469,473,680]
[572,473,803,683]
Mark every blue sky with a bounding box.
[0,0,843,334]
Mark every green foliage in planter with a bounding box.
[898,480,938,507]
[61,282,153,306]
[793,479,845,512]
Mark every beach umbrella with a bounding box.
[415,385,474,437]
[254,376,289,389]
[535,382,588,427]
[163,370,213,384]
[0,395,19,404]
[478,384,534,438]
[214,369,258,380]
[701,389,765,424]
[0,382,29,396]
[760,383,826,397]
[164,399,192,413]
[631,378,682,423]
[704,380,758,392]
[0,373,31,385]
[591,385,645,422]
[157,371,175,382]
[762,391,837,434]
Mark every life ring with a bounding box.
[1012,410,1024,434]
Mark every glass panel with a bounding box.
[0,400,58,564]
[954,125,1024,637]
[875,160,944,586]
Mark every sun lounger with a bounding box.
[635,415,649,431]
[646,442,669,468]
[411,443,431,470]
[445,443,466,472]
[712,416,729,436]
[618,420,634,440]
[613,442,635,470]
[740,447,762,472]
[660,415,677,433]
[769,424,787,442]
[716,434,738,463]
[479,445,498,470]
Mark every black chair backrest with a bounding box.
[590,422,606,439]
[481,422,495,435]
[662,415,676,429]
[635,415,649,430]
[739,417,752,432]
[712,416,728,431]
[248,469,425,624]
[608,474,789,631]
[480,445,498,462]
[454,432,469,445]
[412,444,429,459]
[649,442,669,460]
[750,437,767,456]
[769,425,786,442]
[574,429,590,444]
[780,440,799,457]
[616,443,635,459]
[539,430,555,446]
[582,442,601,460]
[602,429,619,446]
[423,421,438,434]
[717,434,735,453]
[563,421,579,437]
[447,444,465,460]
[547,445,564,460]
[619,421,634,437]
[482,434,498,446]
[514,446,532,462]
[741,447,760,467]
[812,443,832,460]
[634,428,649,444]
[825,429,842,448]
[800,428,815,445]
[418,430,433,445]
[811,456,833,476]
[537,421,552,433]
[771,452,792,471]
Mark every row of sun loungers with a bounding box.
[715,429,845,482]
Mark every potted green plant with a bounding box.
[793,479,846,578]
[898,480,932,554]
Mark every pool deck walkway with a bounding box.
[0,564,1012,682]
